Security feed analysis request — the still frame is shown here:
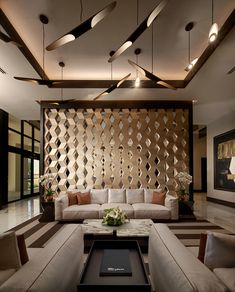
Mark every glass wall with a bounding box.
[8,116,40,202]
[8,152,21,202]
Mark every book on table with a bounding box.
[100,249,132,276]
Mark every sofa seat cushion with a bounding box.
[99,203,134,219]
[0,269,16,286]
[63,204,100,220]
[149,224,228,292]
[133,203,171,219]
[213,268,235,292]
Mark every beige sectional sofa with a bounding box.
[55,188,178,221]
[0,225,84,292]
[149,224,234,292]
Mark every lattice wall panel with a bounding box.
[43,108,190,195]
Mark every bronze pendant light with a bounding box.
[184,22,198,72]
[108,0,168,63]
[0,29,21,47]
[14,14,55,86]
[208,0,218,43]
[94,51,131,100]
[128,24,175,90]
[46,1,116,51]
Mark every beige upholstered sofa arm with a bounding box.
[165,194,178,220]
[55,195,68,220]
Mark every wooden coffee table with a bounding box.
[82,219,153,253]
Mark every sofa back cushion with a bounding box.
[126,189,144,204]
[108,189,126,203]
[144,188,163,203]
[204,232,235,270]
[90,189,108,204]
[0,231,21,270]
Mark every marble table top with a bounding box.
[82,219,153,237]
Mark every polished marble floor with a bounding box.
[0,196,40,233]
[0,193,234,234]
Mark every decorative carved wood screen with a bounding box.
[42,101,192,196]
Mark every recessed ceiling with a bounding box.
[0,0,234,122]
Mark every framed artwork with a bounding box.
[214,129,235,192]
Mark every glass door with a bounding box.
[23,157,32,196]
[33,159,40,194]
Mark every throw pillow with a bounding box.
[67,192,78,206]
[152,191,166,205]
[0,231,21,270]
[198,233,207,263]
[16,234,29,265]
[204,232,235,270]
[77,192,91,205]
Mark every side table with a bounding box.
[39,201,55,222]
[179,201,195,220]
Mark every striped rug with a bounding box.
[8,216,232,249]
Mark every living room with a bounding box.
[0,0,235,291]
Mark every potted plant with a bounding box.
[39,173,56,202]
[175,171,192,201]
[102,207,127,226]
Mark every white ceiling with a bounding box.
[0,0,234,123]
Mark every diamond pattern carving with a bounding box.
[43,108,190,196]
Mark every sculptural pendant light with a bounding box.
[135,48,141,87]
[185,22,198,72]
[46,1,116,51]
[208,0,218,43]
[14,14,54,86]
[128,24,175,90]
[108,0,168,63]
[0,29,21,47]
[94,51,131,100]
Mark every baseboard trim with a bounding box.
[207,197,235,208]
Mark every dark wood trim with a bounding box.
[207,197,235,208]
[0,9,49,80]
[0,109,9,208]
[188,103,194,201]
[1,8,234,89]
[184,9,235,85]
[40,100,193,109]
[49,79,185,89]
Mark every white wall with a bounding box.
[207,110,235,203]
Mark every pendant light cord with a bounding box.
[151,24,154,74]
[136,0,139,79]
[211,0,214,24]
[111,62,113,80]
[42,22,45,79]
[61,66,64,101]
[188,30,191,63]
[80,0,83,23]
